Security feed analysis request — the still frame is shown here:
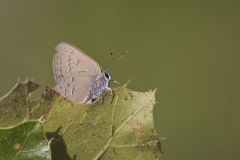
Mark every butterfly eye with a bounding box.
[104,73,111,80]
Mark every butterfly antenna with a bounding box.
[106,51,127,72]
[104,49,115,67]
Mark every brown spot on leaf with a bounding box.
[124,91,133,100]
[89,118,97,126]
[42,87,57,101]
[12,143,21,150]
[132,123,144,133]
[26,81,40,93]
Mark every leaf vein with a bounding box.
[93,88,149,160]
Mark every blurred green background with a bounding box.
[0,0,239,160]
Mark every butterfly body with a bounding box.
[53,42,111,104]
[87,72,111,103]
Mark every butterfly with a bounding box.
[53,42,111,104]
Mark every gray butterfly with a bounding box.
[53,42,111,104]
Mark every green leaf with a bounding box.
[44,85,161,160]
[0,80,162,159]
[0,81,40,127]
[0,120,51,160]
[29,87,57,120]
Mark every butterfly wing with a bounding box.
[53,42,102,104]
[54,72,93,104]
[53,42,102,83]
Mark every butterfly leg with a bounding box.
[100,96,105,105]
[97,88,114,105]
[95,90,107,105]
[99,89,110,105]
[106,87,115,104]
